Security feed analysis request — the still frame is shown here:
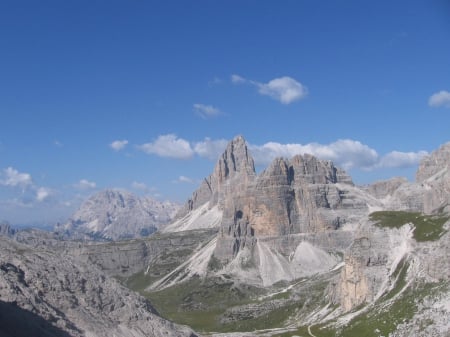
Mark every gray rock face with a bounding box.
[0,237,197,337]
[74,229,217,279]
[365,142,450,214]
[0,222,15,237]
[176,135,256,217]
[173,136,370,272]
[365,177,409,199]
[416,142,450,213]
[59,189,179,240]
[213,146,363,263]
[416,142,450,182]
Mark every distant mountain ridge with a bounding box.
[58,189,179,240]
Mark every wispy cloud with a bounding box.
[429,90,450,108]
[231,74,246,84]
[193,103,222,119]
[54,140,63,148]
[173,175,195,184]
[110,139,129,151]
[231,74,308,104]
[138,135,228,161]
[193,138,228,160]
[0,167,33,188]
[0,167,58,204]
[378,151,428,169]
[74,179,96,190]
[249,140,427,170]
[138,134,194,159]
[208,77,222,86]
[249,140,378,170]
[137,135,425,171]
[131,181,148,190]
[36,187,52,202]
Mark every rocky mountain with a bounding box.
[164,136,372,286]
[164,135,254,233]
[1,136,449,337]
[0,236,197,337]
[364,142,450,214]
[144,136,450,336]
[58,189,179,240]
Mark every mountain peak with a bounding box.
[59,189,179,240]
[214,135,255,183]
[416,142,450,182]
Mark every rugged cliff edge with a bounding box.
[0,236,197,337]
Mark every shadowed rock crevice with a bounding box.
[0,300,76,337]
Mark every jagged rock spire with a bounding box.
[213,135,256,183]
[178,135,256,215]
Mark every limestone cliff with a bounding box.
[416,142,450,213]
[176,135,256,217]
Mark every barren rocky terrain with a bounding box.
[1,136,449,337]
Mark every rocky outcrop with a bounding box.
[366,177,409,199]
[74,229,217,279]
[416,142,450,182]
[214,146,364,264]
[170,136,370,279]
[58,189,179,240]
[177,135,256,217]
[0,237,197,337]
[365,142,450,214]
[416,142,450,214]
[0,222,15,237]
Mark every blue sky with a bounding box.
[1,1,449,226]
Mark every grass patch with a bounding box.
[142,275,332,334]
[370,211,449,242]
[144,276,266,332]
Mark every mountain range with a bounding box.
[1,135,449,337]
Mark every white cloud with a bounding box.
[249,139,378,170]
[36,187,52,202]
[378,151,428,169]
[138,134,194,159]
[54,140,63,148]
[193,137,228,160]
[110,139,129,151]
[429,90,450,108]
[231,74,246,83]
[193,103,222,119]
[231,74,308,104]
[0,167,33,188]
[137,135,423,171]
[75,179,96,190]
[257,77,308,104]
[176,176,194,184]
[248,140,426,171]
[131,181,148,190]
[208,77,222,86]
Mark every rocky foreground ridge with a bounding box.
[0,235,197,337]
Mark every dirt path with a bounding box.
[307,325,317,337]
